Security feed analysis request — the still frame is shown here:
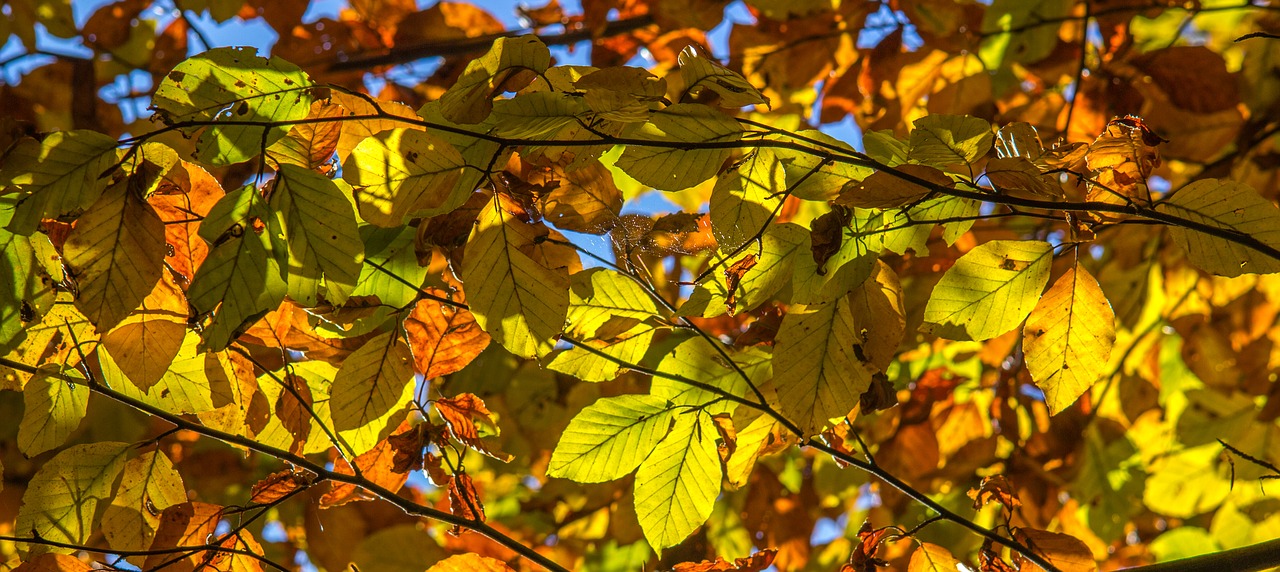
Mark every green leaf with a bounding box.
[459,197,570,359]
[18,367,88,457]
[908,114,994,168]
[978,0,1073,68]
[440,35,551,124]
[152,47,314,166]
[677,47,769,108]
[62,177,167,331]
[344,128,469,227]
[548,394,675,483]
[0,130,121,235]
[774,298,872,435]
[270,164,365,306]
[774,130,873,201]
[188,229,285,351]
[330,330,416,455]
[711,149,785,251]
[1159,179,1280,276]
[101,451,187,552]
[15,442,130,555]
[877,195,980,255]
[100,331,231,414]
[547,268,666,382]
[1023,266,1117,414]
[922,240,1053,341]
[490,91,589,139]
[634,412,722,552]
[1072,426,1144,542]
[791,211,881,304]
[653,338,768,415]
[0,197,59,353]
[616,104,743,192]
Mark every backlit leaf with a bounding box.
[330,330,416,455]
[711,149,785,251]
[101,450,187,552]
[440,35,551,124]
[616,104,743,192]
[404,293,489,379]
[152,47,314,166]
[908,543,963,572]
[460,196,569,359]
[99,273,187,391]
[0,130,121,235]
[17,366,88,457]
[922,240,1053,341]
[63,177,167,331]
[548,394,674,483]
[634,412,722,552]
[774,297,872,435]
[344,128,468,227]
[270,164,365,305]
[15,442,130,555]
[1159,179,1280,276]
[908,114,994,168]
[1023,266,1117,415]
[847,260,906,373]
[678,46,769,109]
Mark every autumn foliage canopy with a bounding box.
[2,0,1280,571]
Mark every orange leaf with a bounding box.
[968,475,1022,512]
[723,253,757,315]
[425,553,516,572]
[319,423,412,508]
[673,549,778,572]
[404,292,490,379]
[143,502,226,572]
[249,470,310,505]
[434,393,513,462]
[12,554,93,572]
[447,472,485,535]
[1012,528,1097,572]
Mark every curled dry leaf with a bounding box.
[435,393,514,462]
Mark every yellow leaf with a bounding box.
[63,176,167,331]
[908,543,963,572]
[847,260,906,373]
[1159,179,1280,276]
[459,197,569,359]
[774,297,872,436]
[1024,266,1116,415]
[100,273,187,391]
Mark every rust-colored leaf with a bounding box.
[404,292,490,379]
[673,549,778,572]
[968,475,1022,512]
[143,502,226,572]
[447,472,485,535]
[434,393,514,462]
[723,253,757,315]
[249,470,310,505]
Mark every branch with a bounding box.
[1125,538,1280,572]
[0,356,571,572]
[324,14,655,72]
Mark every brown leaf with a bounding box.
[386,422,449,475]
[249,470,310,505]
[979,538,1018,572]
[847,520,893,572]
[809,205,853,275]
[859,372,897,414]
[81,0,149,49]
[143,502,226,572]
[404,292,490,379]
[534,159,623,234]
[723,253,757,315]
[435,393,514,462]
[673,549,778,572]
[274,374,314,453]
[319,422,413,508]
[837,164,952,209]
[12,555,93,572]
[1012,528,1096,572]
[968,475,1022,512]
[447,472,485,535]
[984,157,1063,199]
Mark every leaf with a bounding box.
[678,46,769,108]
[673,549,778,572]
[847,260,906,373]
[634,412,722,552]
[404,293,490,379]
[328,91,423,164]
[152,47,314,166]
[426,553,515,572]
[922,240,1053,341]
[984,156,1062,199]
[266,99,343,169]
[330,330,416,455]
[459,197,570,359]
[270,164,365,305]
[908,543,964,572]
[537,159,623,234]
[0,130,121,235]
[320,432,410,508]
[1158,179,1280,276]
[142,502,228,572]
[1011,528,1097,572]
[0,199,59,353]
[100,331,233,414]
[616,104,743,192]
[101,450,187,552]
[99,273,187,391]
[62,176,167,331]
[187,183,287,349]
[774,130,873,201]
[791,210,881,304]
[353,524,449,572]
[836,164,952,209]
[548,394,674,483]
[653,338,768,415]
[15,442,130,554]
[17,366,88,457]
[774,297,872,435]
[249,470,310,504]
[10,554,93,572]
[711,149,785,251]
[343,128,468,227]
[1023,266,1117,415]
[908,114,994,168]
[439,35,551,124]
[434,393,512,462]
[725,407,791,489]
